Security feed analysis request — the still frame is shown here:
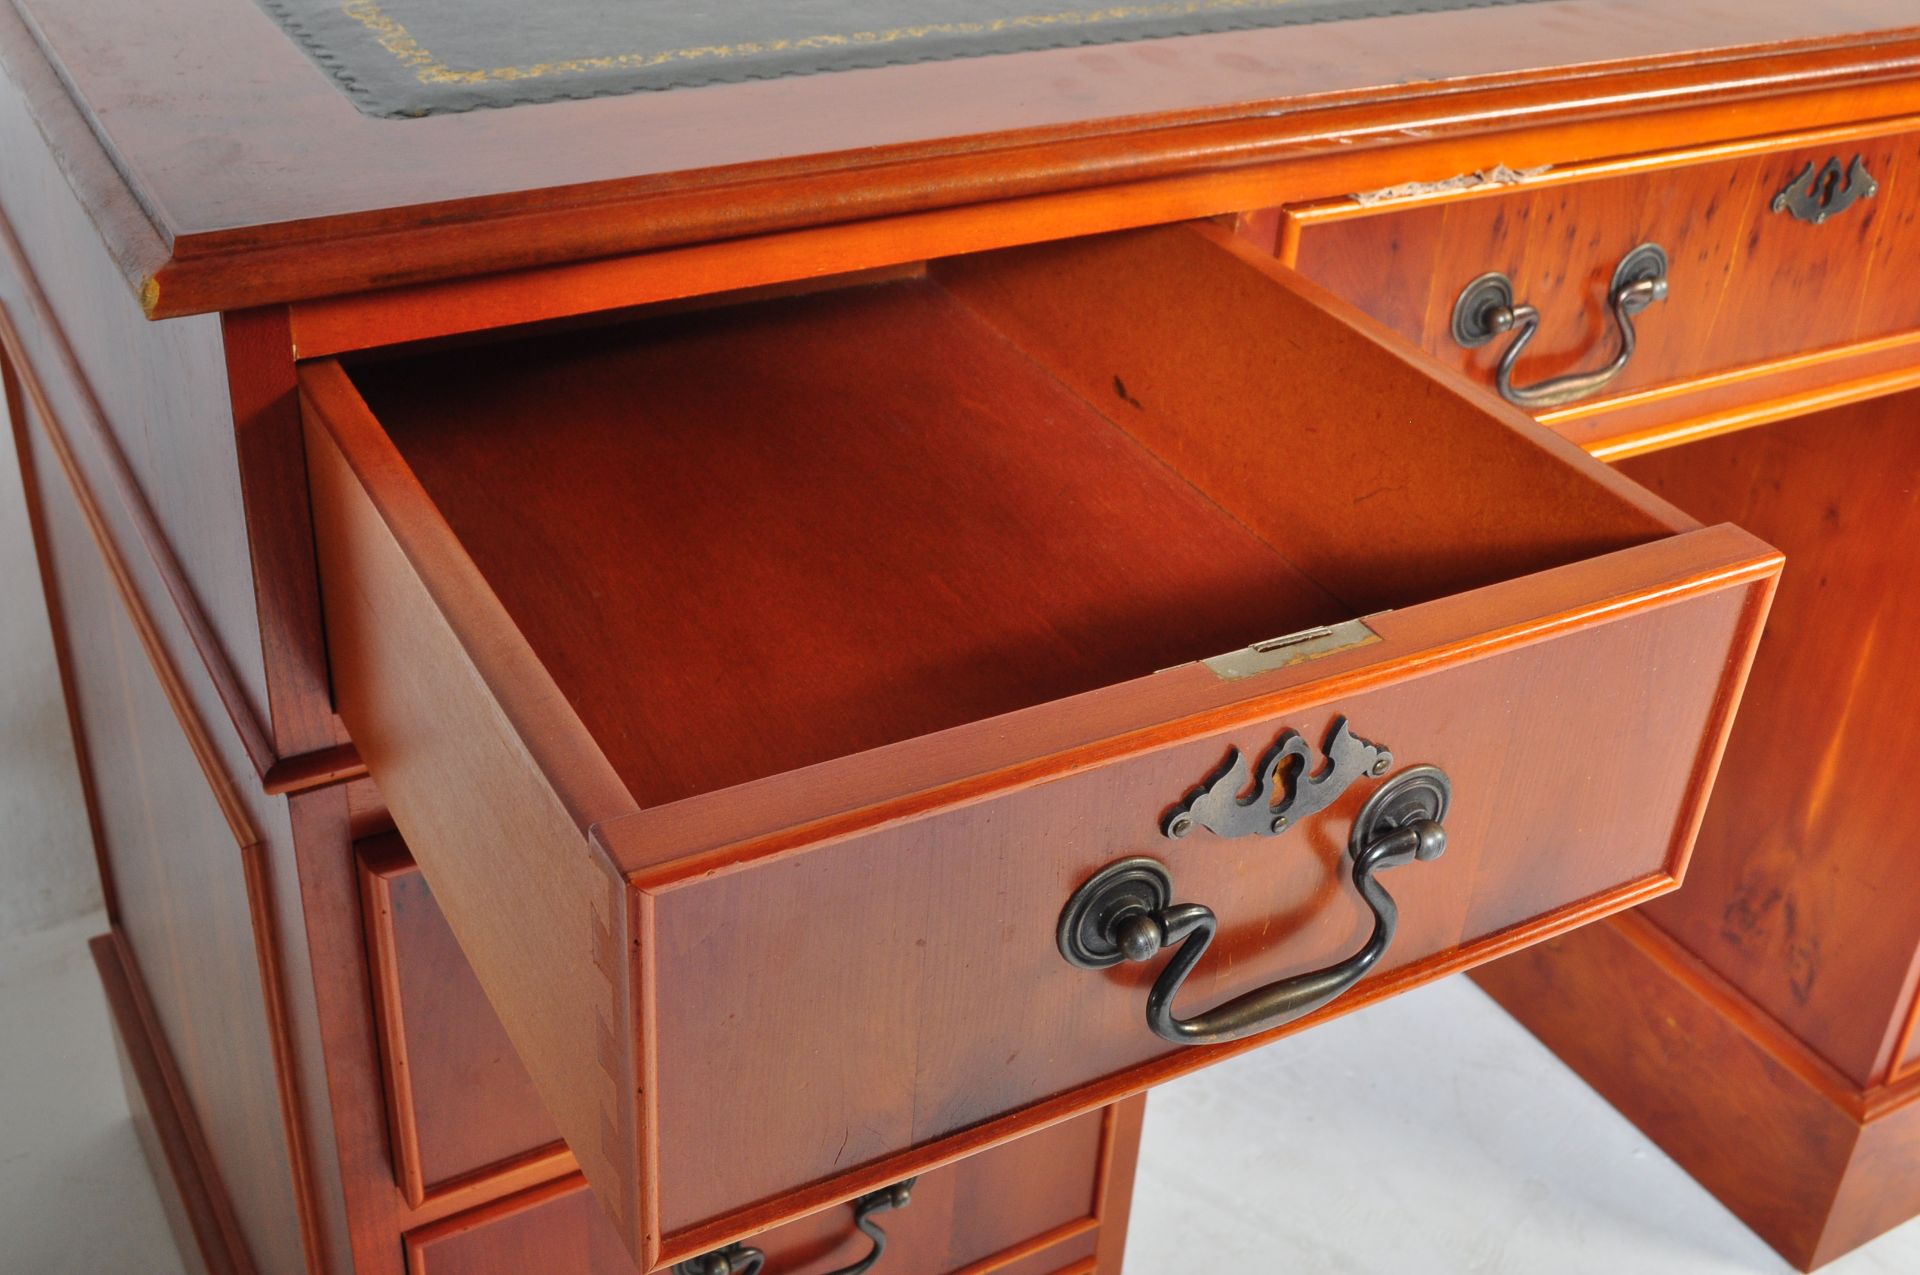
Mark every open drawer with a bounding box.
[301,221,1779,1270]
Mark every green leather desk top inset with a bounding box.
[258,0,1552,117]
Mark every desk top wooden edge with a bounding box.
[5,0,1920,319]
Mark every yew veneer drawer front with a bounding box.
[359,834,564,1205]
[407,1107,1115,1275]
[302,221,1779,1268]
[1279,131,1920,443]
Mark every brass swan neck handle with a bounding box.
[1059,766,1451,1046]
[674,1179,917,1275]
[1452,243,1669,410]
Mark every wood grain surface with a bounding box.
[936,222,1690,610]
[279,779,588,1275]
[305,220,1780,1261]
[1469,390,1920,1272]
[1476,913,1920,1271]
[357,836,565,1206]
[7,0,1920,313]
[12,0,1912,1267]
[352,272,1346,807]
[14,386,314,1271]
[304,383,647,1255]
[406,1104,1127,1275]
[1618,393,1920,1090]
[1283,123,1920,445]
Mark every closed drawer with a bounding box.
[303,221,1779,1268]
[406,1105,1120,1275]
[359,834,565,1205]
[1279,128,1920,454]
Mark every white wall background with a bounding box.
[0,375,96,938]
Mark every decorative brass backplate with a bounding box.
[1162,716,1390,840]
[1772,156,1879,225]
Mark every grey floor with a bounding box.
[0,912,185,1275]
[6,913,1920,1274]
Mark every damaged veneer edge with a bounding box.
[1349,164,1554,207]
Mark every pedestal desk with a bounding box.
[3,0,1917,1270]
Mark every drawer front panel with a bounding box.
[360,835,563,1202]
[647,579,1758,1228]
[406,1107,1112,1275]
[1281,130,1920,431]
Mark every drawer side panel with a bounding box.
[304,410,648,1256]
[1622,393,1920,1088]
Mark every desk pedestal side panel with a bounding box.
[1622,395,1920,1090]
[4,370,312,1271]
[1477,390,1920,1270]
[1,28,355,1272]
[0,25,275,740]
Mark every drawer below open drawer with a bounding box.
[359,834,563,1205]
[408,1103,1127,1275]
[303,221,1779,1269]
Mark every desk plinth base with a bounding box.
[91,931,246,1275]
[1473,914,1920,1271]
